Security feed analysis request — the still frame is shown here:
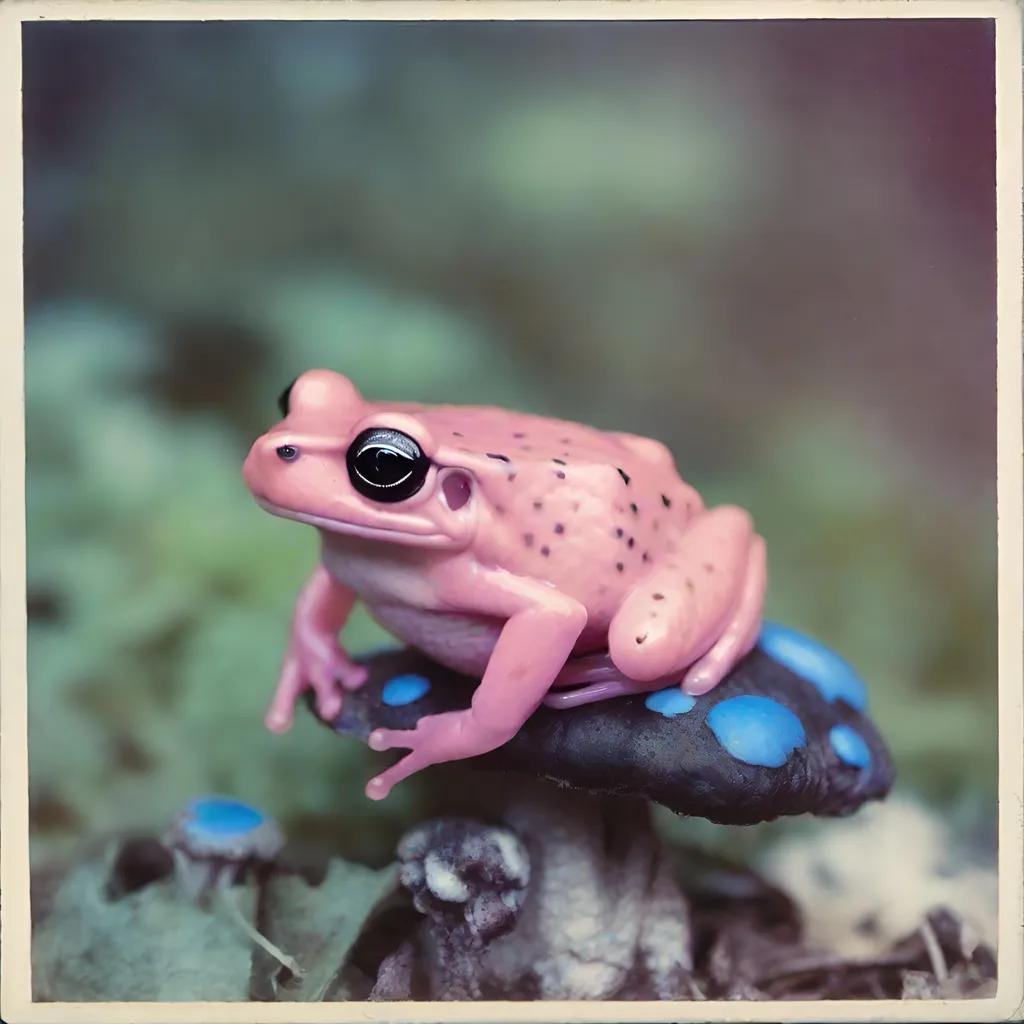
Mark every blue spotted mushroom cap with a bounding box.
[308,624,895,825]
[163,794,285,862]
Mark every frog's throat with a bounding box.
[255,498,456,548]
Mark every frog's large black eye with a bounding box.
[277,378,298,418]
[346,428,431,503]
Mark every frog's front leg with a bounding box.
[607,506,766,695]
[266,563,368,733]
[365,575,588,800]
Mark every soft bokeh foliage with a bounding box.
[22,18,997,869]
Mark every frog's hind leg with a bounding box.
[543,652,670,709]
[680,535,766,695]
[606,576,710,687]
[606,506,763,688]
[542,676,667,709]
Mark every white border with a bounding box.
[1,2,1021,1022]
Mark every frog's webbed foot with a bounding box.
[365,711,511,800]
[362,577,587,798]
[265,643,369,733]
[266,566,367,733]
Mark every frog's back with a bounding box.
[380,400,701,529]
[410,403,638,465]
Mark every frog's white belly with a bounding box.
[321,543,608,679]
[364,601,612,682]
[320,544,501,675]
[366,602,503,677]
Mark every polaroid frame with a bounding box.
[1,2,1021,1022]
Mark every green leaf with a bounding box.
[32,856,256,1001]
[258,858,401,1001]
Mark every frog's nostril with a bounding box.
[276,444,300,462]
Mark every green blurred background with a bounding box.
[23,18,998,872]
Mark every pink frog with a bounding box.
[243,370,767,800]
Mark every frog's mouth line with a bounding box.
[255,498,455,547]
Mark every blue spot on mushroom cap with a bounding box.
[706,695,808,768]
[644,687,698,717]
[382,673,432,707]
[829,724,873,770]
[182,796,266,838]
[757,621,869,711]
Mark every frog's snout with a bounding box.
[242,433,304,497]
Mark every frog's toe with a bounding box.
[365,747,433,800]
[681,658,731,696]
[264,660,305,733]
[365,773,395,801]
[309,676,344,720]
[318,693,344,721]
[368,727,415,753]
[264,706,295,733]
[340,663,371,691]
[681,618,762,695]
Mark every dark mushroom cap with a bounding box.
[308,622,895,826]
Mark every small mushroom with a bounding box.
[162,794,303,977]
[306,622,895,826]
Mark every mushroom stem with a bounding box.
[214,869,305,978]
[918,918,949,983]
[491,783,693,1000]
[169,847,214,905]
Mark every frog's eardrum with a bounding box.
[307,625,895,825]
